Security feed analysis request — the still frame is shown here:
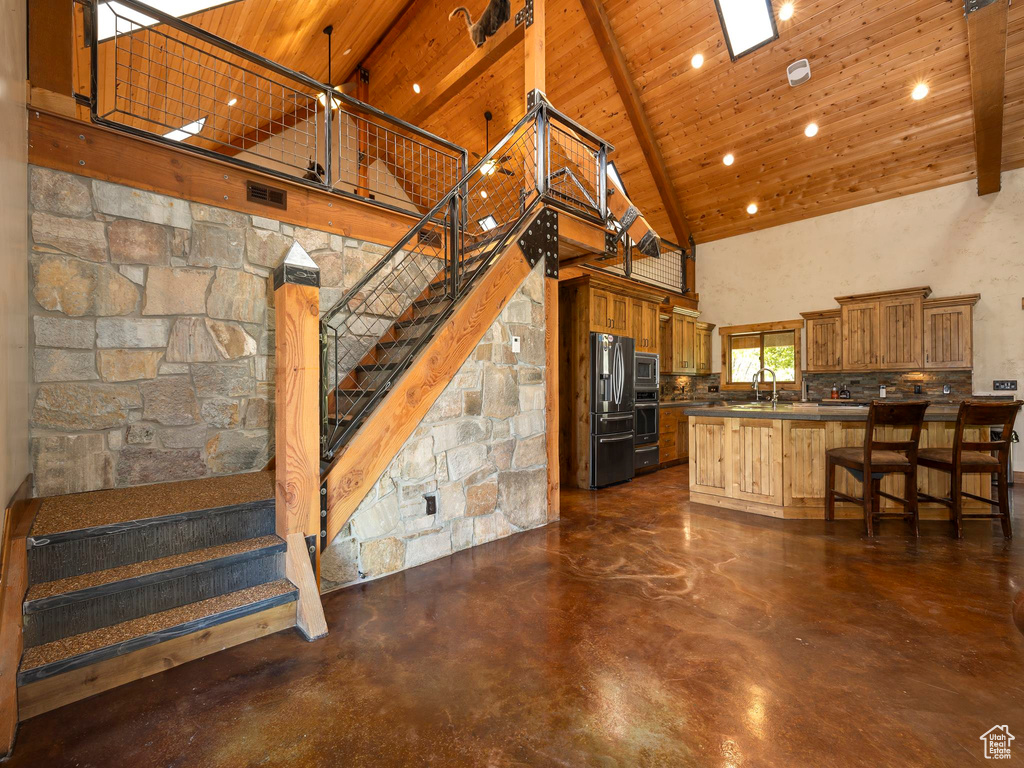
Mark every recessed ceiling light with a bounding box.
[804,122,818,137]
[343,48,352,55]
[413,83,421,94]
[691,53,705,69]
[779,2,794,21]
[911,83,929,101]
[746,203,758,215]
[480,190,488,199]
[714,0,779,60]
[227,97,237,107]
[723,153,735,166]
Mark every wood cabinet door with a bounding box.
[730,418,784,505]
[923,304,972,369]
[610,293,629,334]
[629,297,644,348]
[878,296,923,370]
[659,317,672,364]
[671,316,685,372]
[806,315,842,371]
[840,301,879,370]
[695,329,712,374]
[590,288,611,333]
[643,302,660,353]
[681,317,696,372]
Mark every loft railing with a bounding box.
[74,0,466,217]
[320,102,614,460]
[591,236,689,295]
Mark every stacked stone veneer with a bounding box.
[320,262,549,590]
[27,167,393,496]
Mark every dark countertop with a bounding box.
[678,402,968,421]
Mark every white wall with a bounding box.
[698,169,1024,469]
[0,0,29,510]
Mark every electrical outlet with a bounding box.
[994,380,1018,391]
[708,385,720,393]
[943,384,952,395]
[914,384,923,394]
[424,495,437,516]
[511,336,521,354]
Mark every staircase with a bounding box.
[16,472,297,717]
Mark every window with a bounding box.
[97,1,241,41]
[720,321,802,391]
[713,0,780,60]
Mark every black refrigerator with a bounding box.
[589,332,635,488]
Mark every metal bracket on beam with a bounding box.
[684,235,697,262]
[965,0,998,14]
[319,484,328,552]
[518,207,559,278]
[604,231,619,258]
[526,89,548,111]
[515,0,534,27]
[358,67,370,84]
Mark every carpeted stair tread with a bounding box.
[31,471,275,537]
[26,535,283,603]
[19,579,295,676]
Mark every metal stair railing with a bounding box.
[319,102,614,461]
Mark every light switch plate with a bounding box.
[994,380,1018,391]
[511,336,521,353]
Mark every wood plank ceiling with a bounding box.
[120,0,1024,244]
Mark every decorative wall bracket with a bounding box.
[518,207,559,278]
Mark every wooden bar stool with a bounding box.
[918,400,1023,539]
[826,401,929,536]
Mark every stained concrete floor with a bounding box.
[10,465,1024,767]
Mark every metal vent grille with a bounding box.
[246,181,287,210]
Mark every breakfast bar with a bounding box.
[683,403,993,519]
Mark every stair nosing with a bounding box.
[17,583,297,686]
[27,498,275,549]
[24,536,286,615]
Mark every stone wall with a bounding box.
[27,167,390,496]
[320,262,549,590]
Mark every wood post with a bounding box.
[356,67,370,198]
[524,0,546,104]
[273,243,321,541]
[545,277,560,521]
[28,0,75,97]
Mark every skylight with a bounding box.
[163,117,206,142]
[97,1,238,41]
[713,0,779,60]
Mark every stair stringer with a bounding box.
[321,240,535,544]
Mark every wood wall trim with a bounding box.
[1,479,39,755]
[578,0,692,247]
[966,0,1009,195]
[323,243,533,541]
[17,602,295,721]
[835,286,932,304]
[27,110,420,246]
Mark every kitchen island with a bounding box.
[683,403,992,520]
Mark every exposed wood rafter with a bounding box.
[578,0,692,246]
[965,0,1009,195]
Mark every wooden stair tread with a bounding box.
[31,471,274,537]
[25,535,284,605]
[18,579,296,683]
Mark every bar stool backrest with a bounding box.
[862,400,929,473]
[952,400,1023,466]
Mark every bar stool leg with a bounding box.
[907,471,920,537]
[951,471,964,539]
[864,476,876,537]
[826,458,836,521]
[997,471,1012,539]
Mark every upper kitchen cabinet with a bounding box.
[838,298,879,370]
[590,287,629,335]
[629,297,661,354]
[923,295,978,370]
[660,308,701,374]
[801,309,842,372]
[695,321,715,374]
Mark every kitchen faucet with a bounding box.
[752,367,778,408]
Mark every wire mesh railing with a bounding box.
[591,235,688,295]
[79,0,466,216]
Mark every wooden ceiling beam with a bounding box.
[407,20,526,127]
[965,0,1009,195]
[578,0,692,246]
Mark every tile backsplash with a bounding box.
[661,370,974,402]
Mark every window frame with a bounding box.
[719,320,803,391]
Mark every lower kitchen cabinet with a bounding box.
[659,408,689,466]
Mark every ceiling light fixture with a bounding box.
[713,0,780,60]
[227,97,237,107]
[318,25,341,110]
[746,202,758,215]
[478,215,498,232]
[163,116,206,142]
[691,53,705,69]
[804,122,818,137]
[413,83,421,94]
[97,0,238,41]
[723,153,735,166]
[911,83,929,101]
[779,2,794,21]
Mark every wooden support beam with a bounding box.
[285,534,328,641]
[273,245,322,548]
[544,277,560,521]
[356,68,371,197]
[408,20,526,127]
[578,0,692,245]
[965,0,1009,195]
[524,0,546,103]
[28,0,74,96]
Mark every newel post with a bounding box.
[273,243,328,640]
